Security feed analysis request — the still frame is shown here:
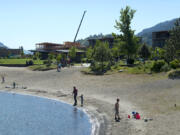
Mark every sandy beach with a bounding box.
[0,66,180,135]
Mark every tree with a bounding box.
[35,52,40,60]
[20,46,24,58]
[47,53,54,67]
[164,18,180,63]
[56,54,62,63]
[138,44,151,62]
[92,40,111,73]
[114,6,139,64]
[86,47,94,61]
[68,46,77,62]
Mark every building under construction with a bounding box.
[31,42,86,60]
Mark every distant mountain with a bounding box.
[77,33,113,46]
[0,42,8,48]
[77,18,179,46]
[137,18,178,45]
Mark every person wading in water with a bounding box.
[72,86,78,106]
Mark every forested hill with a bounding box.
[137,18,178,45]
[77,33,113,46]
[77,18,178,46]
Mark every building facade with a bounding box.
[152,31,170,48]
[0,48,22,57]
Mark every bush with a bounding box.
[168,69,180,79]
[170,59,180,69]
[151,60,165,72]
[26,60,34,66]
[90,61,111,74]
[33,56,37,60]
[127,59,134,65]
[160,63,171,72]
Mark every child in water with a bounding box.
[80,94,83,107]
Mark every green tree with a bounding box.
[35,52,40,60]
[68,46,77,62]
[164,18,180,62]
[46,53,54,67]
[92,40,111,73]
[56,54,62,63]
[86,47,94,61]
[114,6,139,64]
[20,46,24,58]
[138,44,151,62]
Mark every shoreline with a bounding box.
[1,90,103,135]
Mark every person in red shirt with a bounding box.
[72,86,78,106]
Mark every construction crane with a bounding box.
[73,10,87,43]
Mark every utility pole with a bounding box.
[73,10,87,43]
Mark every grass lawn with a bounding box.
[82,60,154,75]
[0,59,43,65]
[28,64,57,71]
[109,60,153,74]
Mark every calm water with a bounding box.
[0,92,92,135]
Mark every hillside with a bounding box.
[0,42,8,48]
[137,18,177,45]
[77,18,178,46]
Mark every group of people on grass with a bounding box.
[72,86,121,122]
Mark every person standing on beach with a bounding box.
[1,75,5,83]
[115,98,120,121]
[72,86,78,106]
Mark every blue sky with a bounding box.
[0,0,179,50]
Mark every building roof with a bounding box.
[56,49,85,53]
[36,42,64,46]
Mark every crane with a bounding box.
[73,10,87,43]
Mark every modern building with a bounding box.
[152,31,170,48]
[88,35,142,48]
[88,35,115,48]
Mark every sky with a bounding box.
[0,0,179,50]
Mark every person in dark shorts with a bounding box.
[115,98,120,121]
[72,86,78,106]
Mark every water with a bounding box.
[0,92,92,135]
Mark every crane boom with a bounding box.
[73,11,87,43]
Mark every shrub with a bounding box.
[26,60,34,66]
[151,60,165,72]
[170,59,180,69]
[168,69,180,79]
[127,59,134,65]
[160,63,171,72]
[90,61,110,74]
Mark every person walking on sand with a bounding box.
[72,86,78,106]
[115,98,120,121]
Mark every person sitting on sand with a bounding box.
[115,98,120,121]
[72,86,78,106]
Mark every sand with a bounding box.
[0,66,180,135]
